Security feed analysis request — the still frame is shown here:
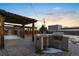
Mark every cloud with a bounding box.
[41,7,61,16]
[52,7,61,10]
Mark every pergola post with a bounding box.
[32,20,35,42]
[22,24,25,38]
[0,15,5,49]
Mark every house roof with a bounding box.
[62,27,79,29]
[0,9,37,25]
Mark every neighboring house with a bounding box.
[4,24,38,35]
[48,25,79,35]
[4,25,21,35]
[48,25,62,34]
[61,27,79,35]
[48,25,62,31]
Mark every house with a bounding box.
[48,25,62,31]
[48,24,79,35]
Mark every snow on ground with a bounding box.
[43,48,63,54]
[4,35,21,40]
[64,35,79,42]
[64,35,79,55]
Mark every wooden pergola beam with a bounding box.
[0,9,37,24]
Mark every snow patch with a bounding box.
[43,48,63,54]
[4,35,21,40]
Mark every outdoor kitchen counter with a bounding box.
[34,34,53,50]
[34,34,69,51]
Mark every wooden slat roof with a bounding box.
[0,9,37,25]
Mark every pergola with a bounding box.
[0,9,37,49]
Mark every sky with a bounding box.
[0,3,79,29]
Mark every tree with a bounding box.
[39,25,47,34]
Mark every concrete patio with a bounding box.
[0,35,37,56]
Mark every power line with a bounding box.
[30,4,47,27]
[30,3,40,20]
